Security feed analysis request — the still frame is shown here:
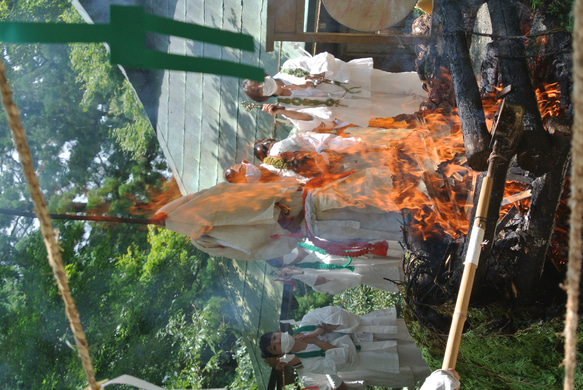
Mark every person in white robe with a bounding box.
[269,242,403,294]
[154,180,305,261]
[260,306,431,388]
[242,52,426,132]
[155,164,405,261]
[253,127,416,180]
[254,132,390,177]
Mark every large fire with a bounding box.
[136,78,563,247]
[336,79,564,242]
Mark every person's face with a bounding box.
[245,80,264,97]
[267,332,283,356]
[224,164,247,183]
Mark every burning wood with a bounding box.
[403,0,574,332]
[488,0,554,176]
[438,0,492,172]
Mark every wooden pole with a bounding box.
[563,0,583,387]
[443,99,524,369]
[464,99,525,294]
[442,150,495,369]
[0,208,164,225]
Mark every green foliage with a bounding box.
[0,0,70,22]
[332,285,404,316]
[1,223,242,389]
[288,281,334,319]
[62,7,156,161]
[408,304,583,389]
[0,2,251,389]
[0,222,90,389]
[531,0,574,31]
[230,339,259,390]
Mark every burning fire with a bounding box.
[138,78,563,248]
[536,82,562,120]
[335,79,563,242]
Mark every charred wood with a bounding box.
[438,0,491,171]
[513,117,572,301]
[402,219,463,334]
[495,204,518,235]
[487,0,553,176]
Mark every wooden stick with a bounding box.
[442,155,494,369]
[443,99,524,368]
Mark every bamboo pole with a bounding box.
[442,99,523,369]
[441,151,495,369]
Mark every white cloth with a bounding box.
[155,181,304,261]
[300,306,398,336]
[296,367,366,390]
[269,133,362,156]
[263,75,279,96]
[284,267,362,295]
[274,52,426,131]
[420,369,460,390]
[304,167,403,243]
[294,306,430,388]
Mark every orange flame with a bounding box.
[150,81,563,244]
[536,82,563,120]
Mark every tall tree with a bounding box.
[0,222,242,389]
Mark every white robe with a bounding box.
[155,181,304,261]
[420,370,461,390]
[304,167,402,243]
[294,306,431,388]
[274,52,426,131]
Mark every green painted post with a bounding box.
[0,5,264,80]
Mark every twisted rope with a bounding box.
[0,59,99,390]
[563,1,583,388]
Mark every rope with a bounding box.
[312,0,322,56]
[563,0,583,388]
[0,59,99,390]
